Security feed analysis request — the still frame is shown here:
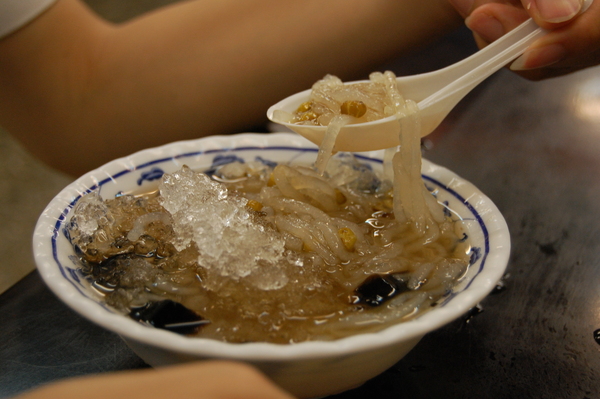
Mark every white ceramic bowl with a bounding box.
[33,132,510,398]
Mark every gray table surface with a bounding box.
[2,26,600,399]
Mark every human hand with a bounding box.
[449,0,600,79]
[15,361,296,399]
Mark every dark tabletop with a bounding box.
[2,27,600,399]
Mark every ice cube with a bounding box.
[158,166,288,290]
[71,192,110,236]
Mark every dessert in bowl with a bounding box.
[33,132,510,398]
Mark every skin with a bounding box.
[3,1,599,398]
[14,361,296,399]
[1,2,459,396]
[449,0,600,79]
[0,0,460,176]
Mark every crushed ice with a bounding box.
[158,166,289,289]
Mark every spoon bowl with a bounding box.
[267,75,454,152]
[267,0,592,151]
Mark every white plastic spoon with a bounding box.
[267,0,592,152]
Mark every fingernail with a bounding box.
[510,44,567,70]
[466,13,505,43]
[449,0,475,16]
[535,0,581,23]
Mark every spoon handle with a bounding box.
[419,0,594,110]
[418,18,544,110]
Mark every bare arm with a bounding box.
[0,0,461,176]
[15,361,295,399]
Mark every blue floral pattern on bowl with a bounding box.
[32,133,510,375]
[53,142,487,310]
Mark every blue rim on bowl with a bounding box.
[33,132,510,361]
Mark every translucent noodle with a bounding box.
[66,71,473,344]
